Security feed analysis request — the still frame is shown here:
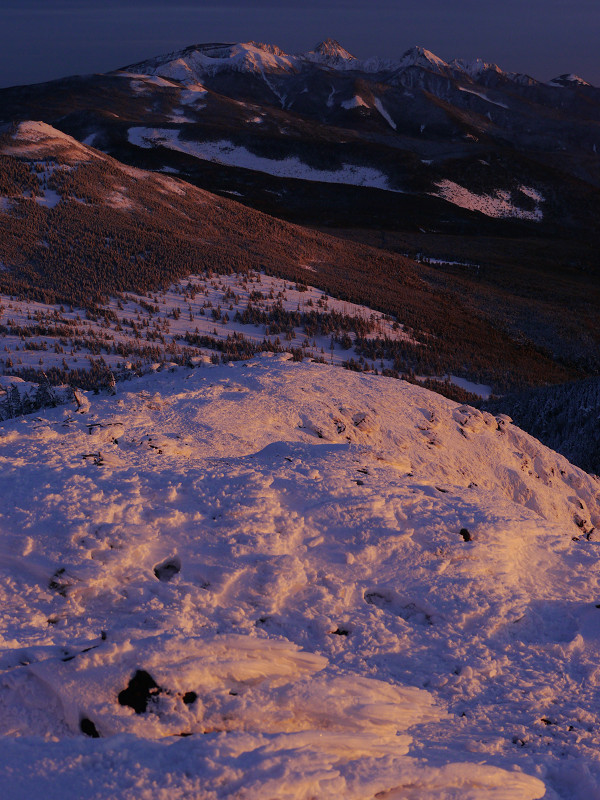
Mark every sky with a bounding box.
[1,0,599,88]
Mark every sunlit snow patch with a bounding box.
[433,179,544,220]
[341,95,369,109]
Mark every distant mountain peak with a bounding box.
[398,46,449,74]
[303,39,356,65]
[548,73,590,87]
[314,39,354,58]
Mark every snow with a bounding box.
[398,46,449,73]
[341,95,369,110]
[5,354,600,796]
[12,121,75,145]
[302,39,357,67]
[33,188,62,209]
[127,127,395,190]
[128,42,299,85]
[6,122,89,161]
[168,112,196,124]
[419,256,479,268]
[105,188,135,210]
[179,83,208,106]
[519,185,544,203]
[121,38,587,90]
[548,74,591,87]
[0,269,412,378]
[0,158,77,210]
[449,375,492,399]
[452,58,504,78]
[116,72,181,89]
[374,97,397,129]
[433,180,544,221]
[458,86,509,109]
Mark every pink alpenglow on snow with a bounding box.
[2,355,598,797]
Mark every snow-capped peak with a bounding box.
[304,38,357,65]
[548,73,591,87]
[397,46,450,74]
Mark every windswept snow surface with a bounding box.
[128,127,394,189]
[2,355,600,797]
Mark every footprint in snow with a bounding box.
[153,556,181,582]
[365,589,433,626]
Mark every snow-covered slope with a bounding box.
[127,126,394,189]
[1,355,600,798]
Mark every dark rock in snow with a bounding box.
[80,717,100,737]
[331,628,349,636]
[118,670,162,713]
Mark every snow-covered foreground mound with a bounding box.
[1,355,600,799]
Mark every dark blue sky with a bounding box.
[1,0,598,88]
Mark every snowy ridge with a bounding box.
[121,41,299,83]
[2,355,600,797]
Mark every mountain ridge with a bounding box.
[119,38,594,87]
